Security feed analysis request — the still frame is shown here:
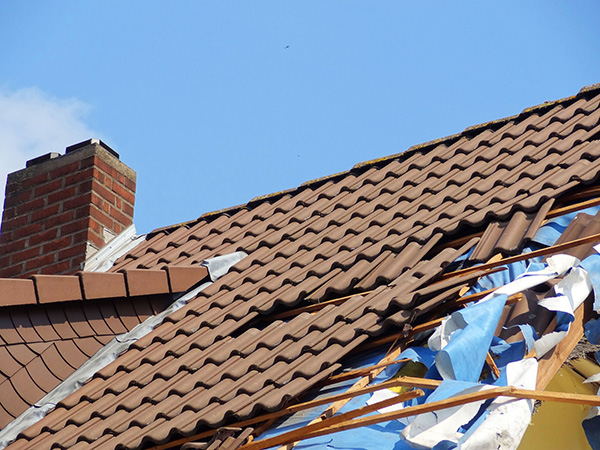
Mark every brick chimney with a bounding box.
[0,139,136,278]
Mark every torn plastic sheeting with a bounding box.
[486,331,536,384]
[581,250,600,311]
[457,358,537,450]
[534,266,592,358]
[258,349,415,450]
[583,386,600,450]
[532,204,600,247]
[466,253,578,302]
[433,294,507,382]
[0,251,247,450]
[585,318,600,345]
[401,359,537,450]
[400,381,497,448]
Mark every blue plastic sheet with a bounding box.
[259,348,419,450]
[585,318,600,345]
[580,252,600,311]
[436,294,507,382]
[583,414,600,450]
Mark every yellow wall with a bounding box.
[518,362,597,450]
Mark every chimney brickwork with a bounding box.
[0,140,136,278]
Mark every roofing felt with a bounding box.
[4,84,600,449]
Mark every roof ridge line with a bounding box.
[146,82,600,237]
[0,265,209,308]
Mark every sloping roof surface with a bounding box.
[0,294,171,429]
[0,267,209,428]
[6,85,600,449]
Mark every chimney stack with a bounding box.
[0,139,136,278]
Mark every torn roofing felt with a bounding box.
[3,83,600,449]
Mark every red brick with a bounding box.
[89,218,103,235]
[60,218,88,236]
[75,206,90,219]
[90,206,114,229]
[88,232,105,249]
[34,178,63,197]
[110,205,132,226]
[0,230,13,244]
[11,245,41,264]
[91,192,110,213]
[111,182,135,205]
[31,204,60,223]
[0,238,26,254]
[58,242,87,260]
[40,261,72,275]
[0,264,25,278]
[12,222,43,240]
[45,211,74,229]
[25,253,55,271]
[47,186,77,205]
[1,207,17,220]
[94,156,119,179]
[94,168,106,185]
[1,214,29,231]
[29,228,58,246]
[63,193,91,211]
[122,202,134,218]
[91,179,116,205]
[123,177,136,192]
[72,231,88,244]
[50,161,79,179]
[75,180,93,196]
[16,197,45,216]
[21,172,49,188]
[42,235,72,253]
[4,190,32,208]
[103,174,112,188]
[64,167,94,186]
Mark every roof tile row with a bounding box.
[0,266,208,307]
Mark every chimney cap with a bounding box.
[26,152,61,168]
[65,139,119,159]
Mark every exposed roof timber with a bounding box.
[536,302,591,389]
[241,383,600,450]
[438,231,600,282]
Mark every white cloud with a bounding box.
[0,87,99,210]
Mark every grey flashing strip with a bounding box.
[83,224,145,272]
[0,251,247,449]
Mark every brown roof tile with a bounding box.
[0,280,36,307]
[6,84,600,449]
[31,275,82,303]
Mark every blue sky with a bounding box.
[1,1,599,234]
